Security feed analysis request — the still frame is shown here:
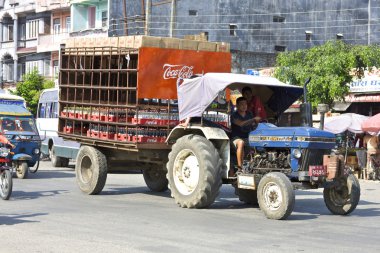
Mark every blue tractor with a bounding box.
[166,73,360,220]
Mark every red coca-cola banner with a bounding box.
[137,47,231,99]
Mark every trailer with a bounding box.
[58,36,231,193]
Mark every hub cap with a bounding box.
[262,182,283,211]
[173,149,200,195]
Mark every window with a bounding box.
[3,24,13,41]
[305,31,312,42]
[88,6,96,28]
[38,103,46,118]
[53,18,60,34]
[4,63,14,81]
[189,10,197,16]
[274,45,286,52]
[102,11,108,28]
[53,60,59,78]
[52,102,58,118]
[20,24,26,40]
[229,24,237,36]
[44,59,50,76]
[203,31,209,41]
[273,16,285,23]
[26,61,39,74]
[26,19,39,39]
[66,17,71,33]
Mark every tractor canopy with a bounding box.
[177,73,303,121]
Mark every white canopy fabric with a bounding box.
[324,113,369,134]
[177,73,303,121]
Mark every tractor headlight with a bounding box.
[293,149,302,159]
[33,148,40,155]
[0,147,10,157]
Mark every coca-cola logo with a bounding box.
[163,64,194,80]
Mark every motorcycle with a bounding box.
[0,140,13,200]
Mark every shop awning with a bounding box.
[345,94,380,103]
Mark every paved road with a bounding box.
[1,161,380,253]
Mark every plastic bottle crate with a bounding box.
[132,118,161,125]
[90,114,106,121]
[99,132,115,140]
[160,119,179,126]
[75,113,89,120]
[133,136,166,143]
[115,133,128,141]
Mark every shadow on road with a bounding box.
[102,186,172,198]
[0,212,48,226]
[21,170,75,180]
[11,190,69,200]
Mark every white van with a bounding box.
[36,88,79,167]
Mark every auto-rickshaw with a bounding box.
[0,104,41,179]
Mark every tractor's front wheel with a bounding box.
[257,172,295,220]
[323,174,360,215]
[167,134,222,208]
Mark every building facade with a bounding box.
[0,0,70,88]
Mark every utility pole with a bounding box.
[368,0,371,45]
[145,0,151,35]
[169,0,176,37]
[123,0,128,35]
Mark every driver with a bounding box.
[0,133,15,149]
[230,97,260,176]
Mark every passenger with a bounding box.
[230,97,260,176]
[21,120,33,132]
[242,86,267,121]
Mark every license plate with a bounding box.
[309,165,326,177]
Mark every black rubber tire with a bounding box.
[257,172,295,220]
[323,174,360,215]
[75,146,107,195]
[0,170,13,200]
[60,157,70,167]
[143,166,168,192]
[50,145,63,167]
[16,162,29,179]
[166,134,223,208]
[235,188,258,205]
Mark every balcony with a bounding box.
[37,32,70,53]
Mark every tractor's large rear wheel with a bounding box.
[76,146,107,195]
[323,174,360,215]
[167,134,222,208]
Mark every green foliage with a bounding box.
[274,41,380,107]
[13,69,55,115]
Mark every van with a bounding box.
[37,88,79,167]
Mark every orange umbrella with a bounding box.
[361,113,380,132]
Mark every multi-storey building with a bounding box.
[0,0,70,88]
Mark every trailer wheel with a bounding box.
[257,172,295,220]
[15,162,29,179]
[323,174,360,215]
[0,170,12,200]
[235,188,258,205]
[167,134,222,208]
[76,146,107,195]
[143,166,168,192]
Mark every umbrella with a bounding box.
[361,113,380,133]
[324,113,369,134]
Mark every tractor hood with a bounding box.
[248,123,336,149]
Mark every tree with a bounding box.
[274,41,380,107]
[13,69,55,115]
